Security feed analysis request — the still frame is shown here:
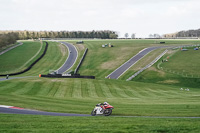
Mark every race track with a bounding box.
[0,42,23,56]
[57,42,78,74]
[0,107,90,117]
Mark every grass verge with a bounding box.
[0,114,200,133]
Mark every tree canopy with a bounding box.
[0,30,118,40]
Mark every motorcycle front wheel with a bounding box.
[103,109,112,116]
[91,110,96,116]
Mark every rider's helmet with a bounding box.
[104,102,108,105]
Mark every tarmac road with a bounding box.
[107,46,169,79]
[0,42,23,56]
[0,107,90,117]
[57,42,78,74]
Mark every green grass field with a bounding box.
[133,46,200,88]
[0,77,199,117]
[19,41,68,76]
[0,41,44,74]
[1,114,200,133]
[0,39,200,132]
[160,47,200,77]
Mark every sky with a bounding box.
[0,0,200,37]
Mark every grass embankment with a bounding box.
[0,41,68,76]
[160,47,200,77]
[0,77,199,117]
[133,46,200,88]
[1,114,200,133]
[0,42,20,53]
[0,41,44,74]
[17,41,68,76]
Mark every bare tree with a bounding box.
[125,33,129,38]
[131,33,135,39]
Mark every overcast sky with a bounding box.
[1,0,200,37]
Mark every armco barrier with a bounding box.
[0,42,48,76]
[74,48,88,74]
[41,74,95,79]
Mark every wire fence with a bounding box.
[158,67,200,78]
[126,44,200,81]
[157,44,200,78]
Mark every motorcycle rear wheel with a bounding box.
[103,109,112,116]
[91,110,96,116]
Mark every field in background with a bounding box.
[133,46,200,88]
[160,47,200,77]
[19,41,68,76]
[67,39,200,79]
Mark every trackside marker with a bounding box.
[0,105,13,108]
[10,107,24,109]
[0,105,24,109]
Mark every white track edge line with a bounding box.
[117,48,156,79]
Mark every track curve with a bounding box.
[57,42,78,74]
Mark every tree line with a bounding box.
[0,32,19,49]
[0,30,118,40]
[164,29,200,38]
[176,29,200,37]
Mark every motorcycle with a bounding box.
[91,103,114,116]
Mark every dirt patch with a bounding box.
[75,44,85,51]
[167,49,178,55]
[99,47,142,70]
[31,79,42,82]
[158,80,179,84]
[59,44,67,56]
[51,79,65,82]
[100,61,121,69]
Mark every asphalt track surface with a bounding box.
[0,76,37,81]
[0,42,23,56]
[57,42,77,74]
[0,107,90,116]
[1,107,200,119]
[107,46,169,79]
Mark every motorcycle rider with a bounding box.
[91,102,114,116]
[99,102,109,111]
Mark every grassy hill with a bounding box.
[0,39,200,132]
[21,41,68,76]
[133,46,200,88]
[160,46,200,77]
[0,41,44,74]
[0,77,199,117]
